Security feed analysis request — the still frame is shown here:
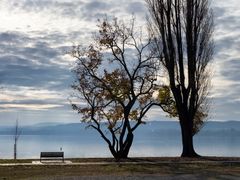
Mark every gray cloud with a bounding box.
[212,90,240,121]
[85,1,109,11]
[9,0,84,18]
[220,59,240,81]
[127,1,146,14]
[215,35,240,53]
[209,1,240,121]
[79,1,112,21]
[0,31,73,91]
[5,0,148,26]
[0,32,31,46]
[0,0,240,125]
[0,58,72,89]
[213,6,226,18]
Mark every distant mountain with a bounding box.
[197,121,240,136]
[201,121,240,130]
[33,122,65,127]
[0,121,239,136]
[0,123,87,135]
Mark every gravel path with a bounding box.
[34,174,240,180]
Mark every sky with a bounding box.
[0,0,239,126]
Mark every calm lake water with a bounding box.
[0,131,239,159]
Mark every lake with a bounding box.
[0,121,239,159]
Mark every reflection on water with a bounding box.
[0,133,239,159]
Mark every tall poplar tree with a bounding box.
[147,0,214,157]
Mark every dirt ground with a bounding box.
[0,157,239,180]
[32,174,240,180]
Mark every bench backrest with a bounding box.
[40,152,64,157]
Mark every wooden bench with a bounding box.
[40,152,64,162]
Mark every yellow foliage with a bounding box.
[129,110,138,120]
[158,86,171,104]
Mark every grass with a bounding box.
[0,157,239,180]
[0,159,33,164]
[1,156,240,164]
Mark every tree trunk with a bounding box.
[14,143,17,160]
[121,132,133,158]
[109,132,134,161]
[180,120,200,158]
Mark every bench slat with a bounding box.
[41,152,64,157]
[40,152,64,162]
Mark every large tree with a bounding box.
[146,0,214,157]
[70,18,169,160]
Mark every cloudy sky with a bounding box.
[0,0,239,126]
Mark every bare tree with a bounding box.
[14,119,21,160]
[70,17,172,160]
[146,0,214,157]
